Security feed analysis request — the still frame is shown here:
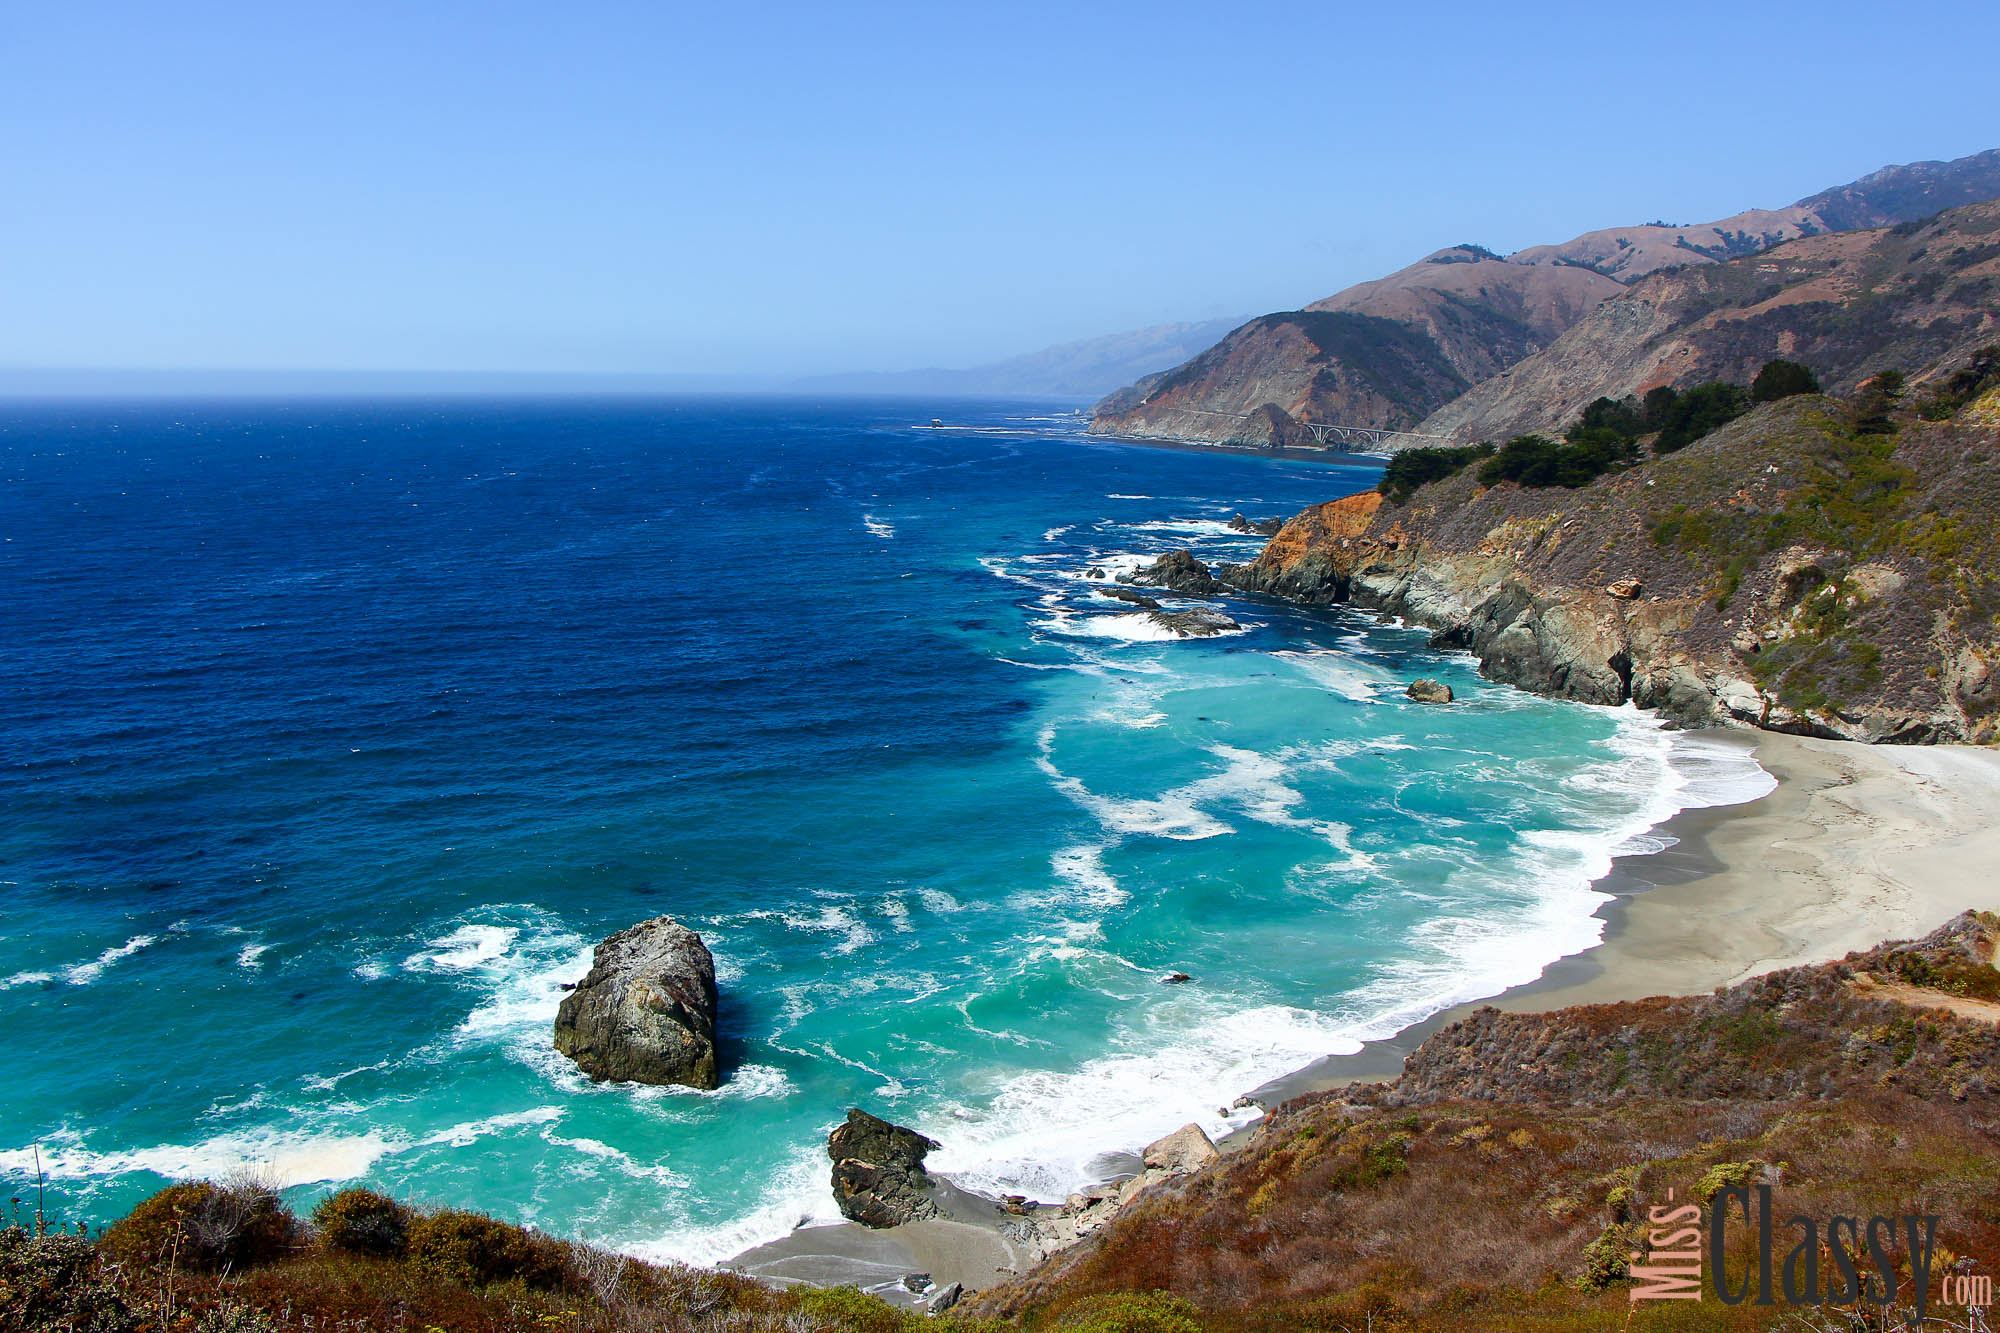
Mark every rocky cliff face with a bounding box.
[1225,393,2000,742]
[1089,148,2000,448]
[1422,200,2000,443]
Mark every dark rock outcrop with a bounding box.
[553,917,719,1088]
[828,1109,941,1229]
[1228,513,1285,537]
[1405,679,1453,704]
[1121,549,1223,595]
[1096,585,1161,610]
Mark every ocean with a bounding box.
[0,396,1771,1262]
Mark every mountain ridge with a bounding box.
[1088,148,2000,447]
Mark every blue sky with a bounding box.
[3,1,1994,377]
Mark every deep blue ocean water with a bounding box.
[0,397,1769,1261]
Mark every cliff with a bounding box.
[1423,200,2000,443]
[1223,389,2000,743]
[968,912,2000,1330]
[1089,148,2000,448]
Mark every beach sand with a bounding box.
[726,730,2000,1296]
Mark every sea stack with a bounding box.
[827,1108,941,1228]
[1406,679,1453,704]
[553,916,720,1089]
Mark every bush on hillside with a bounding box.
[1377,442,1494,502]
[1566,395,1644,441]
[1917,345,2000,419]
[310,1187,412,1259]
[101,1180,299,1272]
[404,1209,568,1290]
[1477,432,1638,489]
[1849,369,1906,435]
[1751,358,1821,403]
[1053,1291,1204,1333]
[1,1226,131,1333]
[1651,381,1751,453]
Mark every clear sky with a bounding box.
[3,1,1994,378]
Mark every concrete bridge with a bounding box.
[1152,406,1452,451]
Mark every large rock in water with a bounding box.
[828,1109,941,1228]
[553,917,719,1089]
[1406,678,1453,704]
[1120,549,1223,595]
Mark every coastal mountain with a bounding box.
[1089,147,2000,445]
[1421,199,2000,442]
[791,316,1244,399]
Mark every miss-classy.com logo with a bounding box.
[1629,1185,1990,1322]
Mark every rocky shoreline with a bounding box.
[1212,394,2000,743]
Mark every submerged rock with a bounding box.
[1120,549,1224,595]
[553,917,719,1088]
[1406,679,1454,704]
[1096,585,1161,610]
[828,1108,941,1228]
[1228,513,1285,537]
[1147,607,1239,638]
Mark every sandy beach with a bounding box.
[727,729,2000,1297]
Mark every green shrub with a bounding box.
[101,1180,299,1272]
[1916,345,2000,419]
[1377,442,1494,502]
[1848,369,1905,435]
[310,1187,412,1258]
[1751,359,1820,403]
[1652,381,1751,453]
[1693,1160,1764,1203]
[1477,432,1637,489]
[791,1284,926,1332]
[1,1225,131,1333]
[403,1208,567,1290]
[1055,1290,1205,1333]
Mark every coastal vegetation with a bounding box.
[1379,361,1802,504]
[5,1185,960,1333]
[967,913,2000,1332]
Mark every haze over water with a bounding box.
[0,398,1770,1261]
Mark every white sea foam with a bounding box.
[927,1000,1356,1202]
[628,1143,840,1267]
[1035,608,1252,643]
[420,1106,566,1149]
[778,906,878,956]
[1272,648,1394,702]
[1125,518,1253,539]
[861,512,894,539]
[4,1128,401,1189]
[1034,732,1233,842]
[1,971,53,989]
[1047,843,1128,907]
[63,934,159,986]
[404,924,519,973]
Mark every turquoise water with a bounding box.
[0,397,1768,1262]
